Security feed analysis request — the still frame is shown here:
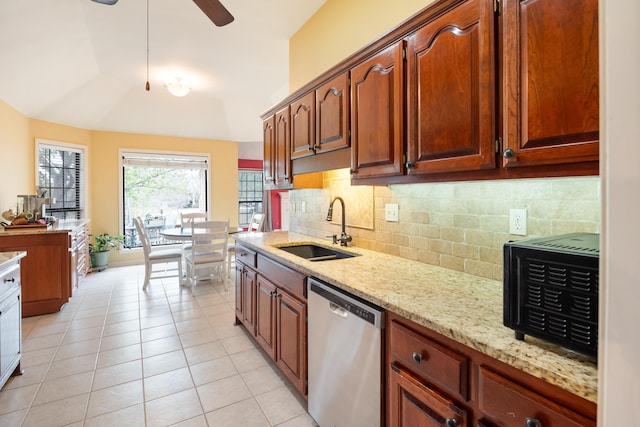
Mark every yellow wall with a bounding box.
[90,131,237,264]
[0,100,31,209]
[289,0,432,91]
[0,101,238,265]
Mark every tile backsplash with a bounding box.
[288,172,601,281]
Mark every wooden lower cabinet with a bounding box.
[0,232,71,317]
[255,276,277,359]
[234,244,308,397]
[235,262,257,335]
[387,312,596,427]
[389,363,469,427]
[275,287,307,395]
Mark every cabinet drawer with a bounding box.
[257,254,306,299]
[0,264,20,297]
[477,366,595,427]
[235,244,257,268]
[389,320,469,400]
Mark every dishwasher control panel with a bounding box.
[309,279,384,327]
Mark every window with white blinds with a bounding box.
[121,151,210,248]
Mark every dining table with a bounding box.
[160,225,244,285]
[159,225,244,242]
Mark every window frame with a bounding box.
[119,149,211,250]
[35,138,88,219]
[238,168,264,227]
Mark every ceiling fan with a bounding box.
[90,0,234,27]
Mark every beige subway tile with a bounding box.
[465,229,494,247]
[429,239,452,255]
[441,227,465,243]
[452,243,479,260]
[440,255,464,272]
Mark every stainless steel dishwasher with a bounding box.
[307,277,385,427]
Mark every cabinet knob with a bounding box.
[405,161,414,169]
[525,418,542,427]
[3,277,15,283]
[503,148,515,159]
[412,352,423,364]
[445,418,458,427]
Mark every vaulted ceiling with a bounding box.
[0,0,326,142]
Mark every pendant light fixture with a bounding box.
[145,0,150,91]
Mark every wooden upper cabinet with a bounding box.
[262,116,275,186]
[274,106,292,187]
[406,0,496,175]
[351,42,405,179]
[501,0,599,168]
[290,92,316,160]
[316,72,350,154]
[263,107,292,189]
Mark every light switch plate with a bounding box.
[385,204,399,222]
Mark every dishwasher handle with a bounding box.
[329,302,349,318]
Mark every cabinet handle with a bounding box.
[525,418,542,427]
[412,352,423,364]
[503,148,515,159]
[3,277,15,283]
[445,418,458,427]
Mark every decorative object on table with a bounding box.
[89,233,125,272]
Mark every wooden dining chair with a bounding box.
[227,212,265,276]
[184,219,230,294]
[134,216,183,290]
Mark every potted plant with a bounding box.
[89,233,124,272]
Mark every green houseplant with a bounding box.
[89,233,124,272]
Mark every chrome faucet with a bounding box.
[326,196,352,247]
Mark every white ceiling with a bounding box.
[0,0,326,143]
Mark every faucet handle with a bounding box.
[327,234,338,244]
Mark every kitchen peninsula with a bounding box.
[234,231,597,425]
[0,220,89,317]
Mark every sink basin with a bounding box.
[276,244,358,261]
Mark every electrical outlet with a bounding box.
[385,204,399,222]
[509,208,527,235]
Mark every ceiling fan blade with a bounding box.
[91,0,119,5]
[193,0,234,27]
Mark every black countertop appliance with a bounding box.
[503,232,599,357]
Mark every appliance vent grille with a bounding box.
[534,241,599,254]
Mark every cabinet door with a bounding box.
[290,92,316,160]
[316,72,350,154]
[477,366,595,427]
[501,0,599,168]
[263,116,275,185]
[255,276,277,359]
[0,289,21,387]
[406,0,495,175]
[351,42,405,179]
[234,263,244,321]
[276,288,307,396]
[241,267,257,335]
[274,106,292,186]
[388,363,469,427]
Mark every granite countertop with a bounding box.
[0,219,89,236]
[234,231,598,404]
[0,251,26,270]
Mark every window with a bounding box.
[238,170,263,226]
[121,151,209,249]
[37,139,86,219]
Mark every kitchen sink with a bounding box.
[275,244,359,261]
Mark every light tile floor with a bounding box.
[0,264,318,427]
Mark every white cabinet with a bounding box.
[0,255,23,390]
